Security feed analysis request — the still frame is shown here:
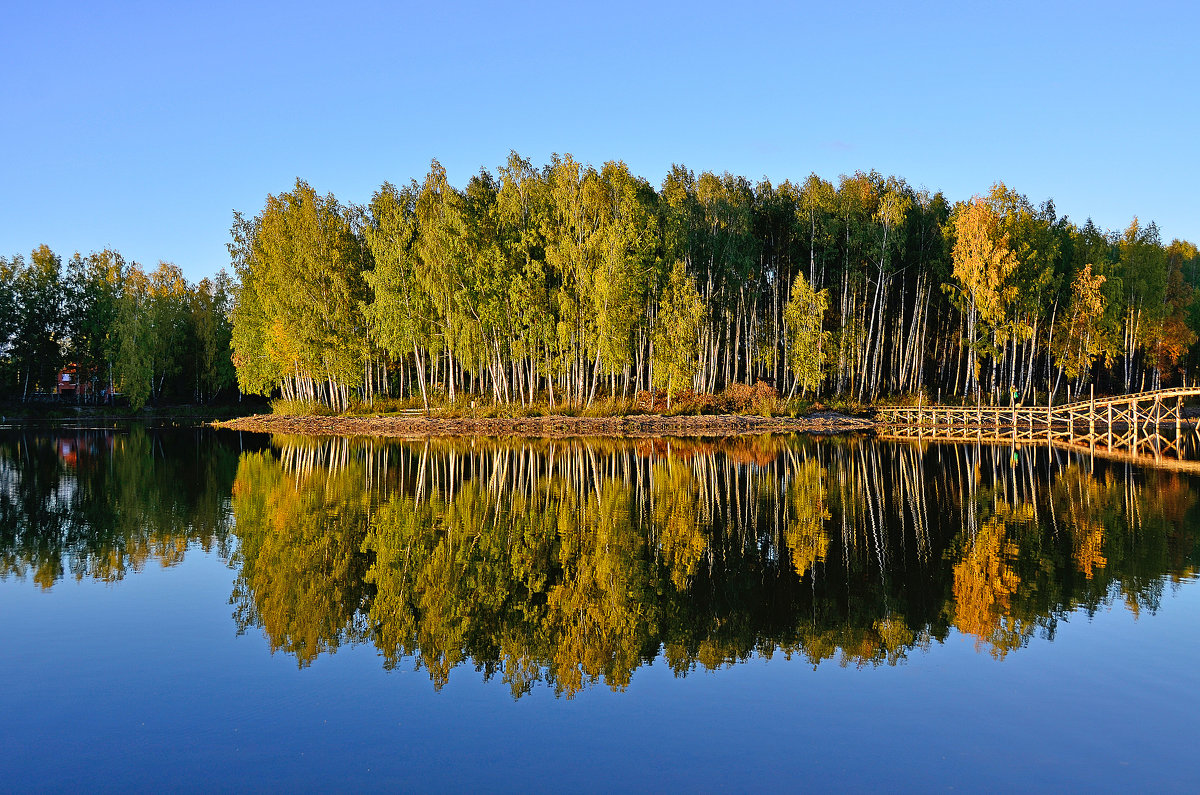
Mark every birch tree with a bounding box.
[948,195,1018,396]
[652,261,704,408]
[783,272,830,397]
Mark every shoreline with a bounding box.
[0,404,264,422]
[211,411,875,439]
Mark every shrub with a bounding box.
[719,381,778,413]
[722,382,756,411]
[634,384,785,415]
[634,389,668,412]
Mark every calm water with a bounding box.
[1,426,1198,791]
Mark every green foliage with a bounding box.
[651,261,704,405]
[784,272,830,395]
[9,246,66,397]
[114,266,154,410]
[0,245,237,406]
[64,249,124,395]
[228,179,371,410]
[8,156,1198,410]
[191,272,236,402]
[218,159,1200,412]
[362,182,425,361]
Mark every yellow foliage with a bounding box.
[951,195,1019,330]
[785,460,831,577]
[1074,524,1107,580]
[652,463,708,590]
[950,509,1024,658]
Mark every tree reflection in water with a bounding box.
[0,427,241,587]
[3,429,1197,697]
[229,435,1199,695]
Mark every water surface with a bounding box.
[1,427,1197,790]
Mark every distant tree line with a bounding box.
[0,246,236,408]
[229,154,1200,411]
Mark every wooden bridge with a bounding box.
[875,386,1200,463]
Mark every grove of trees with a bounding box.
[0,247,236,408]
[8,154,1198,414]
[229,155,1200,411]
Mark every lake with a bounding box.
[1,425,1197,791]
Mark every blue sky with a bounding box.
[3,0,1196,282]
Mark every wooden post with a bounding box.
[917,393,923,439]
[1047,388,1052,442]
[1089,385,1095,440]
[1133,399,1140,452]
[1178,395,1185,461]
[1107,402,1113,447]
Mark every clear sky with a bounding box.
[3,0,1196,282]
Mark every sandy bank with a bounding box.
[212,411,874,439]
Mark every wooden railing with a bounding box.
[877,387,1200,432]
[875,386,1200,463]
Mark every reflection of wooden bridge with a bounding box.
[876,387,1200,467]
[877,430,1200,474]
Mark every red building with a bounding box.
[55,364,94,399]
